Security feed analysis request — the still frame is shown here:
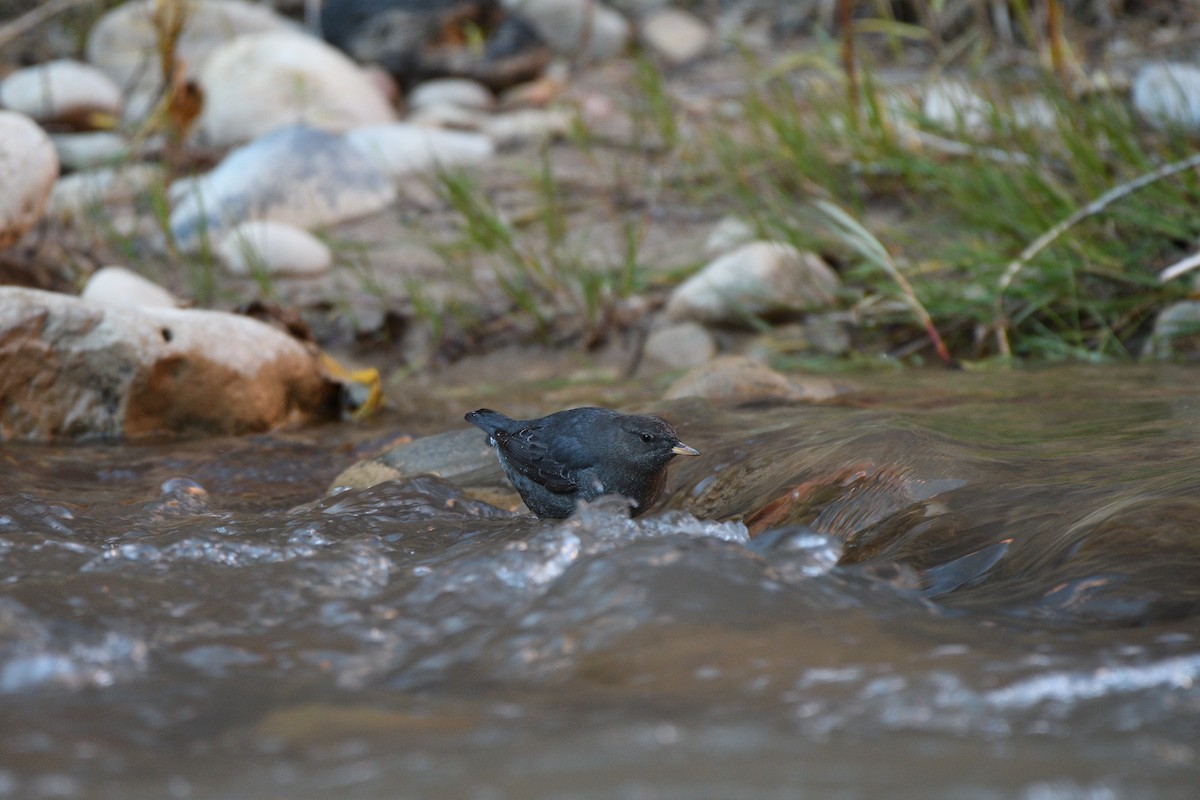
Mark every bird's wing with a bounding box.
[494,425,582,494]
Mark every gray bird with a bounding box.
[465,407,701,518]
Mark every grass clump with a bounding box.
[718,51,1200,362]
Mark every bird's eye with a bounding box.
[640,433,655,442]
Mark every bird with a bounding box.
[465,406,701,519]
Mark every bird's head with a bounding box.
[614,415,700,471]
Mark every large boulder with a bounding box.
[0,112,58,249]
[0,288,339,440]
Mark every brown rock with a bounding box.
[663,355,840,404]
[0,287,338,440]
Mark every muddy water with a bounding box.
[2,365,1199,799]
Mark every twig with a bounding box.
[0,0,94,49]
[815,199,955,367]
[839,0,858,127]
[992,151,1200,355]
[1159,250,1200,283]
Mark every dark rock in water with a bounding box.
[328,426,520,511]
[321,0,550,90]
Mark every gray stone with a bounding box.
[0,287,338,440]
[1132,63,1200,131]
[643,321,716,370]
[638,8,711,65]
[169,125,397,251]
[216,221,333,277]
[665,241,840,324]
[704,215,755,255]
[1143,301,1200,358]
[81,266,177,309]
[86,0,294,104]
[50,132,130,171]
[194,30,396,147]
[0,59,122,124]
[344,123,494,179]
[922,80,992,133]
[481,109,573,147]
[407,78,495,113]
[0,112,58,249]
[508,0,631,61]
[46,164,162,223]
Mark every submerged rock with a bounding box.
[330,426,516,510]
[0,287,338,440]
[0,59,122,125]
[665,241,841,325]
[0,112,58,249]
[169,125,396,251]
[194,31,396,148]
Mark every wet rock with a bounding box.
[216,221,333,277]
[0,112,58,249]
[408,78,495,113]
[81,267,178,309]
[169,125,396,251]
[1132,63,1200,131]
[321,0,550,91]
[664,355,839,403]
[665,241,841,325]
[46,164,162,223]
[330,426,514,508]
[86,0,294,105]
[517,0,631,61]
[345,123,494,179]
[49,132,130,171]
[0,287,338,440]
[0,59,123,126]
[638,8,711,65]
[643,321,716,370]
[194,31,396,148]
[1143,301,1200,359]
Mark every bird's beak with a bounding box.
[671,442,701,456]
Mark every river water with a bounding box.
[1,365,1198,799]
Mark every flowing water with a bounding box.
[2,365,1199,799]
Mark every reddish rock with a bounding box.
[0,288,339,440]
